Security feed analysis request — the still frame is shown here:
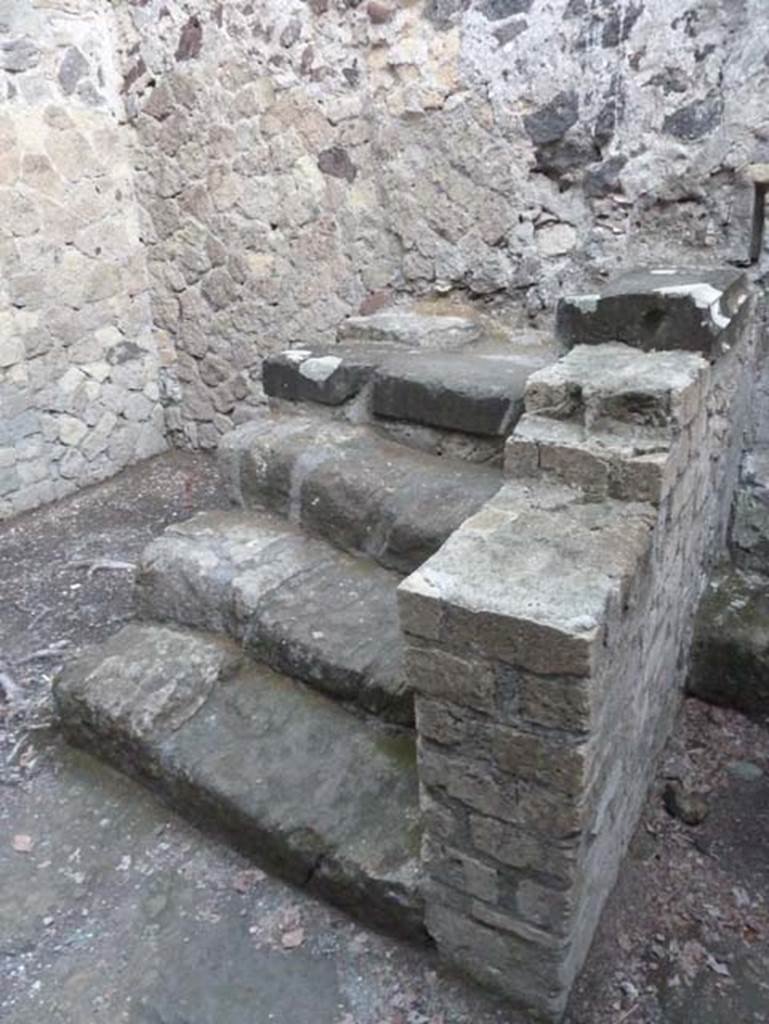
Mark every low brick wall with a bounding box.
[398,287,757,1019]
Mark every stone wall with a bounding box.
[117,0,769,446]
[0,0,166,519]
[398,278,758,1019]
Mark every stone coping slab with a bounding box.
[54,623,425,938]
[398,481,656,678]
[524,343,709,429]
[557,267,750,358]
[137,509,411,724]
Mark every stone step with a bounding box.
[137,510,411,724]
[688,568,769,719]
[219,414,502,575]
[337,310,482,349]
[557,267,750,358]
[263,340,557,438]
[54,623,425,938]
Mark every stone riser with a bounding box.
[136,510,413,725]
[219,415,502,575]
[54,624,426,942]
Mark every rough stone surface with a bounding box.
[399,291,757,1019]
[113,0,769,441]
[371,342,558,436]
[219,413,502,574]
[0,0,167,520]
[54,622,424,938]
[557,269,751,358]
[506,342,711,503]
[731,446,769,574]
[137,510,410,723]
[688,568,769,720]
[338,312,482,350]
[263,346,385,406]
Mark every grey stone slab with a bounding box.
[688,568,769,719]
[337,312,482,350]
[557,267,750,358]
[54,623,424,938]
[137,510,411,724]
[398,480,655,677]
[372,347,554,437]
[220,415,502,574]
[262,346,384,406]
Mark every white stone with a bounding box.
[58,414,87,446]
[299,356,342,382]
[0,336,24,368]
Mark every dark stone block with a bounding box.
[372,351,541,437]
[524,90,579,146]
[262,347,380,405]
[479,0,532,20]
[663,95,723,141]
[175,16,203,61]
[423,0,472,28]
[55,622,425,937]
[317,145,357,183]
[583,155,627,198]
[557,267,750,358]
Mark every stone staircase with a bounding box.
[55,310,557,943]
[54,273,757,1023]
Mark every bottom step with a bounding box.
[54,623,425,939]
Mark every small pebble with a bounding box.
[727,760,764,782]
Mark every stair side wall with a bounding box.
[398,306,758,1021]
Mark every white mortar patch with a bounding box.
[283,349,312,364]
[299,356,342,382]
[573,294,600,312]
[654,282,731,331]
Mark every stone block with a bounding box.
[492,725,589,797]
[524,343,709,430]
[507,413,675,505]
[405,644,496,713]
[557,268,750,359]
[262,346,381,405]
[337,311,482,350]
[399,481,655,677]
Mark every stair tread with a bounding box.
[138,509,411,723]
[371,345,557,436]
[54,623,424,937]
[263,339,558,437]
[220,414,502,574]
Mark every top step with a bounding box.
[337,310,483,350]
[557,267,750,359]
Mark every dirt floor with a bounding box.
[1,451,768,1024]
